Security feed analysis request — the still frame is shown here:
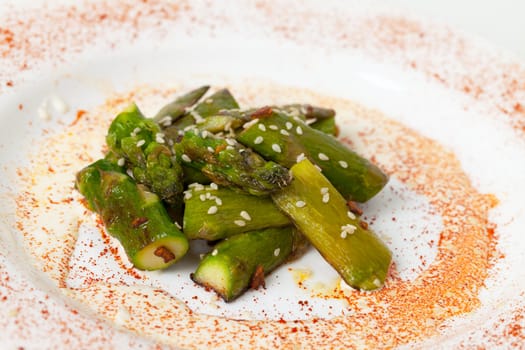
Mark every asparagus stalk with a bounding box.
[237,109,388,202]
[191,227,301,301]
[174,129,291,196]
[75,159,189,270]
[183,185,290,240]
[272,159,392,290]
[153,85,210,124]
[105,103,184,205]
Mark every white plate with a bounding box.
[1,0,525,348]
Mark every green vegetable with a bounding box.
[183,185,290,240]
[174,129,291,196]
[272,159,392,290]
[191,227,301,301]
[106,103,183,205]
[75,159,189,270]
[237,109,388,202]
[153,85,210,124]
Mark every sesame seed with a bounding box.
[226,145,234,150]
[339,160,348,168]
[133,127,141,135]
[207,146,215,153]
[210,182,218,190]
[193,184,204,191]
[207,206,218,214]
[258,124,266,132]
[296,126,303,135]
[285,121,293,130]
[320,187,329,194]
[269,124,279,130]
[274,248,280,257]
[155,133,165,144]
[136,139,146,147]
[201,130,209,139]
[117,158,125,167]
[295,200,306,208]
[211,249,218,256]
[280,129,290,136]
[184,192,192,200]
[322,193,330,203]
[174,221,182,230]
[200,194,206,201]
[168,139,174,146]
[205,192,211,199]
[254,136,264,144]
[296,153,306,163]
[190,110,204,123]
[318,153,329,161]
[159,116,172,126]
[373,278,382,287]
[341,224,357,235]
[234,220,246,227]
[314,165,323,172]
[340,231,347,239]
[243,119,259,129]
[183,125,196,132]
[215,197,223,206]
[347,211,356,220]
[240,211,251,221]
[272,144,282,153]
[181,154,191,162]
[225,138,236,146]
[205,98,213,104]
[305,118,317,125]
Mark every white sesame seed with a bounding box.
[117,158,125,167]
[207,146,215,153]
[320,187,329,194]
[159,116,172,126]
[240,211,251,221]
[226,145,234,150]
[318,153,329,161]
[207,206,218,214]
[184,124,196,132]
[347,211,356,220]
[201,130,209,139]
[296,153,306,163]
[274,248,280,256]
[295,200,306,208]
[322,193,330,203]
[340,231,347,239]
[258,124,267,132]
[314,165,323,172]
[280,129,290,136]
[305,118,317,125]
[254,136,264,144]
[339,160,348,168]
[200,194,206,201]
[184,192,192,200]
[296,126,303,135]
[373,278,382,287]
[243,119,259,129]
[210,182,218,190]
[234,220,246,227]
[215,197,222,206]
[205,98,213,104]
[136,139,146,147]
[168,139,174,146]
[211,249,218,256]
[341,224,357,234]
[133,127,141,134]
[225,138,236,146]
[272,144,282,153]
[181,154,191,162]
[269,124,279,130]
[193,184,204,191]
[174,221,182,230]
[285,121,293,130]
[190,110,204,123]
[205,192,211,199]
[156,136,165,144]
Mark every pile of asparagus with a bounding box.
[75,86,392,301]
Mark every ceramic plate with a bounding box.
[1,0,524,348]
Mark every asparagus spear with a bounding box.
[191,227,301,301]
[75,159,189,270]
[106,103,184,205]
[174,129,291,196]
[237,109,388,202]
[153,85,210,124]
[183,185,290,240]
[272,159,391,290]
